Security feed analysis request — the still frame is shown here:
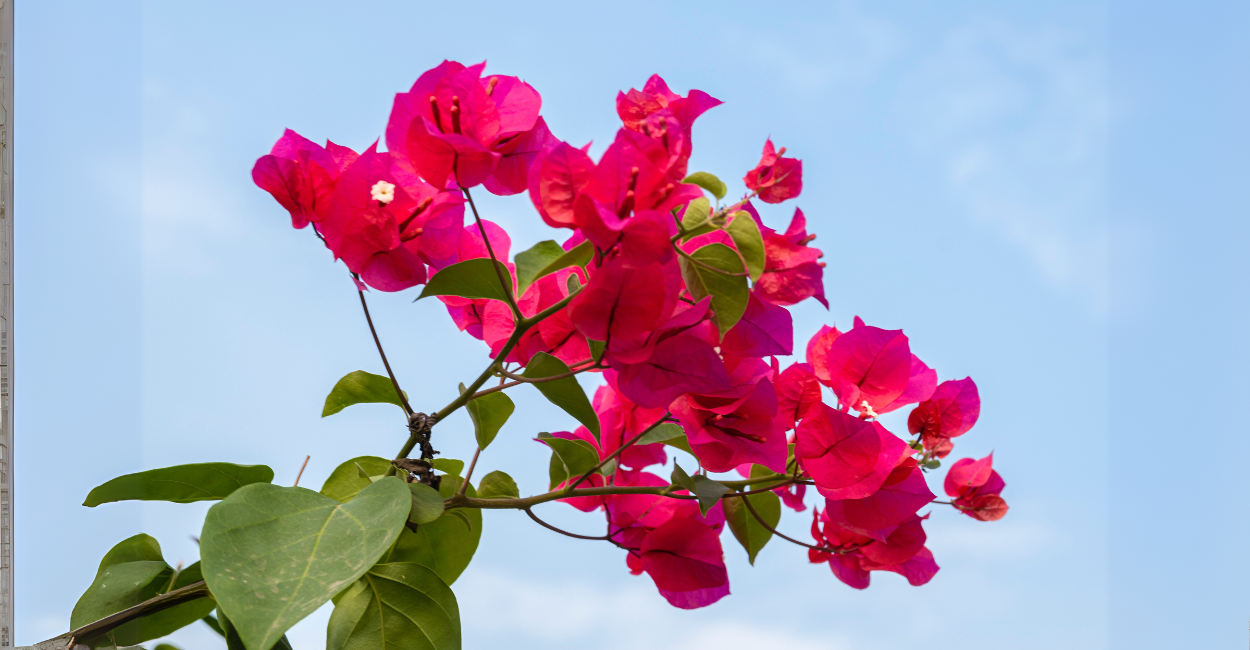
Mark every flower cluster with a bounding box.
[253,60,1008,610]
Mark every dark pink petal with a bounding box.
[774,362,823,430]
[614,333,732,409]
[826,554,871,590]
[481,74,542,140]
[877,355,938,414]
[720,291,794,358]
[908,377,981,439]
[956,494,1009,521]
[859,514,927,566]
[814,323,913,414]
[639,518,730,610]
[943,454,995,497]
[675,379,787,473]
[776,482,807,512]
[866,546,939,586]
[569,258,670,349]
[823,458,936,542]
[528,141,595,228]
[483,116,558,196]
[796,404,910,500]
[743,139,802,204]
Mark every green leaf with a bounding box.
[513,240,566,297]
[679,243,750,335]
[538,432,601,488]
[670,463,697,494]
[476,471,519,500]
[635,422,684,446]
[387,477,481,586]
[464,391,514,450]
[323,371,406,417]
[587,339,606,363]
[83,463,274,507]
[664,434,694,456]
[679,197,716,241]
[202,614,226,638]
[432,459,464,477]
[327,562,460,650]
[726,211,766,282]
[522,352,600,438]
[217,609,293,650]
[691,475,732,516]
[321,456,393,503]
[408,482,446,525]
[923,459,942,470]
[71,537,215,647]
[201,478,412,650]
[721,491,781,565]
[154,644,182,650]
[514,239,593,298]
[683,171,727,200]
[417,258,513,302]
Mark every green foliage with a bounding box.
[691,475,731,516]
[679,198,716,241]
[417,259,514,302]
[537,432,600,488]
[522,353,600,438]
[217,609,293,650]
[83,463,273,507]
[679,243,750,335]
[386,477,481,586]
[327,563,460,650]
[635,422,684,446]
[721,491,781,565]
[670,463,697,494]
[71,535,215,647]
[514,239,592,297]
[323,371,407,417]
[726,211,766,281]
[432,459,464,477]
[321,456,393,503]
[463,389,514,450]
[407,482,445,525]
[683,171,728,200]
[200,479,411,650]
[475,471,519,500]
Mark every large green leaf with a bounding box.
[726,211,766,282]
[386,477,481,586]
[682,171,728,200]
[721,491,781,565]
[83,463,274,507]
[321,456,393,503]
[218,610,293,650]
[417,259,513,302]
[201,478,411,650]
[475,471,519,500]
[71,537,215,647]
[537,432,600,488]
[513,240,565,298]
[407,483,445,525]
[527,239,593,296]
[464,390,514,451]
[327,563,460,650]
[679,243,750,335]
[678,197,717,241]
[522,353,600,438]
[322,371,407,417]
[635,422,684,446]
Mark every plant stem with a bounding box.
[524,507,618,541]
[566,413,672,491]
[43,581,211,647]
[462,186,522,318]
[355,278,414,416]
[740,493,853,555]
[457,447,482,498]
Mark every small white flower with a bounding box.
[370,180,396,204]
[859,400,879,419]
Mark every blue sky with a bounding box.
[14,1,1248,649]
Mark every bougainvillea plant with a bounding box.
[48,61,1008,650]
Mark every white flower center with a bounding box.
[859,400,878,419]
[370,180,396,204]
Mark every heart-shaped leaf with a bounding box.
[386,476,481,586]
[726,211,766,282]
[201,478,411,650]
[679,197,715,241]
[476,471,519,500]
[635,422,684,446]
[322,371,407,417]
[691,475,731,516]
[721,491,781,564]
[523,353,599,438]
[327,563,460,650]
[464,391,514,450]
[321,456,393,503]
[84,463,274,507]
[683,171,728,200]
[679,243,750,335]
[407,482,445,525]
[417,259,513,302]
[537,432,600,488]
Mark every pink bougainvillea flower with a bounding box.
[569,256,676,357]
[743,139,802,204]
[386,60,545,191]
[752,207,828,308]
[908,377,981,441]
[252,129,359,229]
[774,362,823,431]
[614,331,731,409]
[636,517,730,609]
[616,74,722,159]
[809,508,939,589]
[823,457,936,542]
[877,355,938,415]
[776,482,808,512]
[573,196,675,268]
[320,144,466,291]
[720,290,794,358]
[672,365,786,473]
[594,373,669,470]
[944,453,1008,522]
[796,403,911,501]
[807,318,921,417]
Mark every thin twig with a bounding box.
[293,455,311,487]
[463,187,521,317]
[740,493,854,555]
[42,581,211,647]
[457,447,482,498]
[567,413,672,491]
[524,507,615,541]
[355,278,413,416]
